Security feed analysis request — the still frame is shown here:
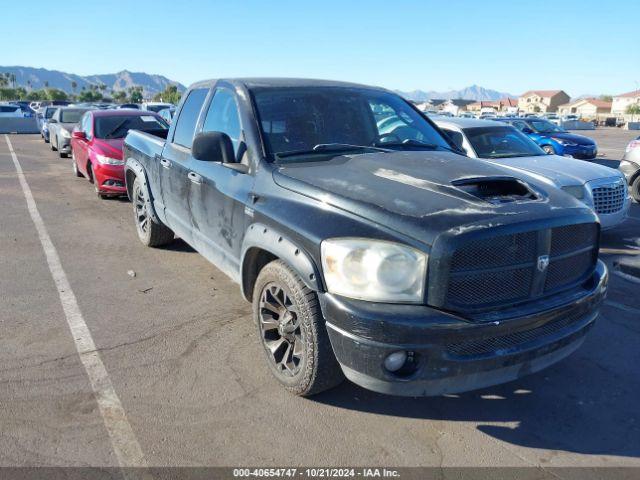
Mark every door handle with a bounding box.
[187,171,202,185]
[160,158,171,169]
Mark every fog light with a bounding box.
[384,351,407,372]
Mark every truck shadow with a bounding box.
[312,316,640,459]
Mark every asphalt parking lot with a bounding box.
[575,127,638,167]
[1,133,640,468]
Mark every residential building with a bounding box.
[611,90,640,115]
[518,90,571,113]
[557,98,612,118]
[467,98,518,114]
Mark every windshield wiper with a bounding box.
[374,139,462,154]
[275,143,389,159]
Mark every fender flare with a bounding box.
[240,223,323,301]
[124,158,161,224]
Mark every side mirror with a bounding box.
[72,130,86,139]
[192,131,235,163]
[49,118,58,124]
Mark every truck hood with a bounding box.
[273,151,593,246]
[487,154,621,187]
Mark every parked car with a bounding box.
[158,106,176,124]
[0,104,24,117]
[619,135,640,202]
[118,103,140,110]
[71,110,169,198]
[10,101,35,117]
[141,102,174,113]
[500,117,598,159]
[435,117,630,229]
[48,107,91,158]
[37,106,60,142]
[122,78,607,398]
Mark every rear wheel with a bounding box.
[132,176,174,247]
[542,144,555,155]
[253,260,343,396]
[71,151,83,177]
[59,149,67,158]
[631,175,640,203]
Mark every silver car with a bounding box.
[48,107,90,158]
[435,117,631,229]
[619,135,640,202]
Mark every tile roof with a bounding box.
[616,89,640,98]
[520,90,564,98]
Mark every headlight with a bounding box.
[321,238,427,302]
[60,129,71,138]
[561,185,585,200]
[95,154,124,165]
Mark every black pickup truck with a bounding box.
[123,79,608,397]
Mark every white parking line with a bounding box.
[4,135,147,468]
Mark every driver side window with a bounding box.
[202,88,242,156]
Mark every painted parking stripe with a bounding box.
[4,135,147,468]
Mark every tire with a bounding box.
[72,151,83,177]
[132,176,174,247]
[253,259,343,396]
[542,144,555,155]
[631,175,640,203]
[44,136,49,144]
[51,135,57,151]
[59,150,67,158]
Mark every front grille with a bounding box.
[446,308,589,357]
[442,223,598,311]
[592,183,625,215]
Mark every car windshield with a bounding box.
[530,120,565,133]
[145,104,170,113]
[94,115,168,139]
[251,86,453,162]
[45,108,57,119]
[465,126,546,159]
[60,110,88,123]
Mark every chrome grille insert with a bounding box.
[592,183,625,215]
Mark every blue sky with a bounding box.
[3,0,639,96]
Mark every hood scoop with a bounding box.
[452,176,540,204]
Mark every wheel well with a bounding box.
[242,248,278,301]
[125,169,136,200]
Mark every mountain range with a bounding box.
[397,84,515,102]
[0,66,186,96]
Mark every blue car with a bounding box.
[500,117,597,160]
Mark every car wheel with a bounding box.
[59,150,67,158]
[132,176,174,246]
[253,259,344,396]
[631,175,640,203]
[51,135,57,151]
[542,145,555,155]
[72,151,83,178]
[44,135,49,144]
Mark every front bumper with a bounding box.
[93,162,127,195]
[560,143,597,160]
[321,260,607,396]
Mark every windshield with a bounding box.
[251,86,452,161]
[530,119,565,133]
[45,108,57,119]
[60,109,88,123]
[465,126,546,159]
[145,104,170,113]
[94,115,168,139]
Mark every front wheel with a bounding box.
[631,175,640,203]
[132,176,174,247]
[51,136,57,151]
[253,260,343,396]
[542,144,555,155]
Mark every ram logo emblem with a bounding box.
[537,255,550,272]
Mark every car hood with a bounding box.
[272,151,593,246]
[539,131,595,145]
[93,138,124,159]
[488,154,620,187]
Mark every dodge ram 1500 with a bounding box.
[123,78,608,397]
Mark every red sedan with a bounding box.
[70,110,169,198]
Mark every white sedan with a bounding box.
[434,117,631,230]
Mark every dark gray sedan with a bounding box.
[48,107,90,158]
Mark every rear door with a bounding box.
[158,88,210,245]
[187,86,254,271]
